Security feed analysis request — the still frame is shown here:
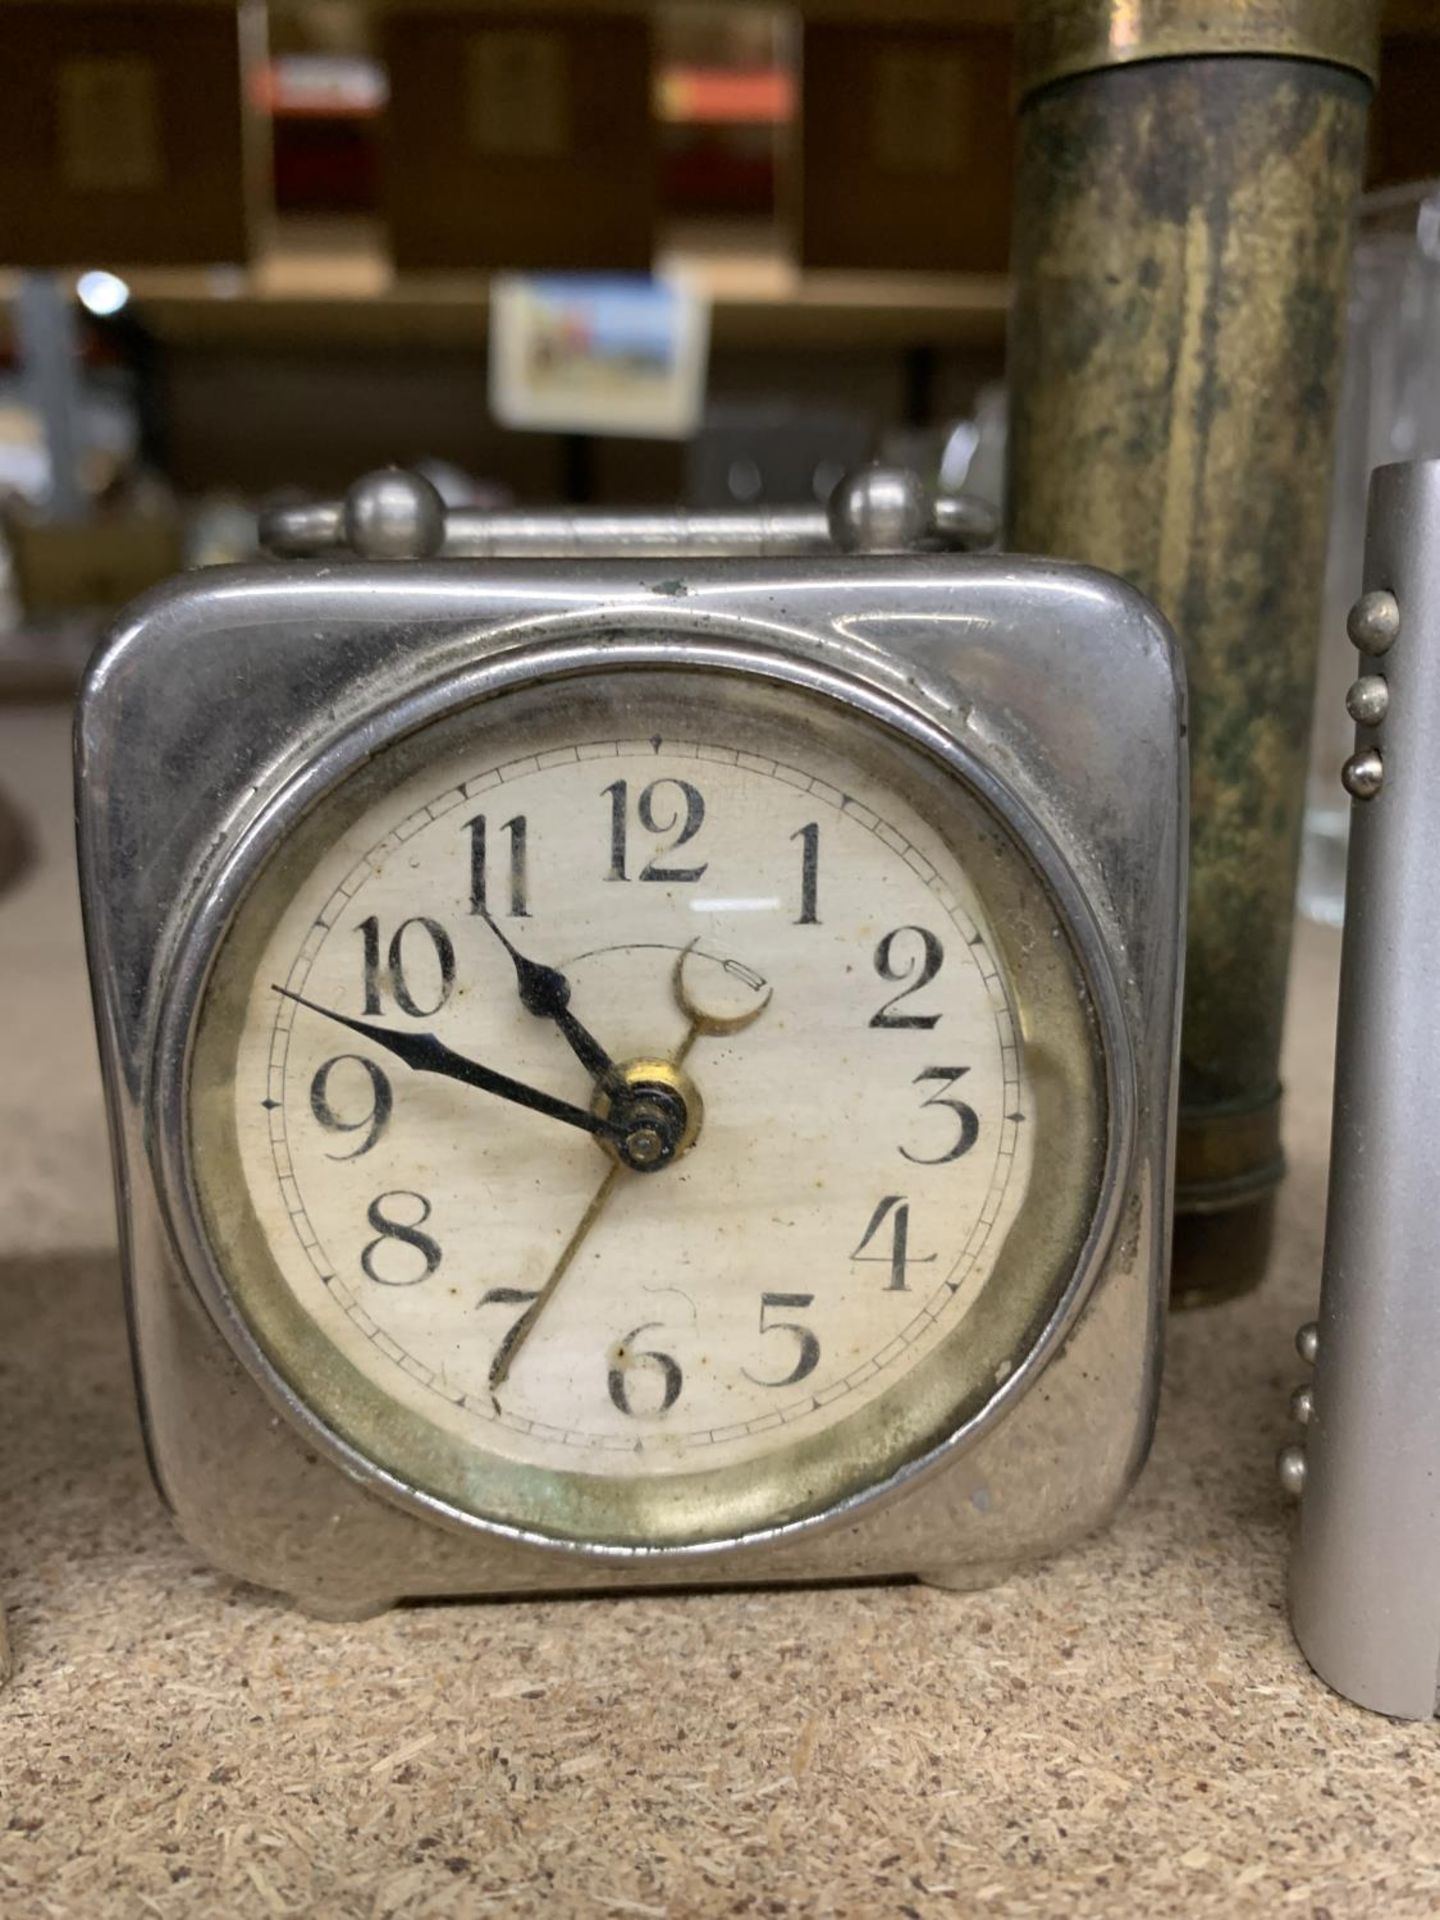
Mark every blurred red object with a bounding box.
[253,56,383,214]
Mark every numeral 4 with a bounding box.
[851,1195,935,1292]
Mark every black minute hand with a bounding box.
[478,914,620,1090]
[272,987,620,1140]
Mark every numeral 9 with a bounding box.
[309,1054,393,1159]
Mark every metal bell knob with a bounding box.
[827,465,932,554]
[1296,1321,1319,1365]
[342,469,447,561]
[1289,1383,1314,1425]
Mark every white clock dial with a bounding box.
[192,668,1104,1546]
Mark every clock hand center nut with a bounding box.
[597,1058,704,1174]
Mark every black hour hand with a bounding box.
[479,915,619,1090]
[272,987,619,1140]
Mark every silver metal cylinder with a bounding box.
[1288,457,1440,1719]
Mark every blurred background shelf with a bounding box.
[2,219,1009,354]
[0,0,1436,625]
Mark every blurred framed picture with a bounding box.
[489,273,710,440]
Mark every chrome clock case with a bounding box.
[76,469,1185,1617]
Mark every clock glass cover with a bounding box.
[188,665,1109,1549]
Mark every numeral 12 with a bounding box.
[602,779,707,883]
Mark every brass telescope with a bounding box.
[1007,0,1380,1302]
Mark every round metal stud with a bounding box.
[1296,1321,1319,1365]
[1345,674,1389,727]
[1347,589,1400,656]
[342,469,447,561]
[1277,1443,1308,1497]
[1289,1383,1314,1426]
[827,464,931,554]
[1341,747,1384,801]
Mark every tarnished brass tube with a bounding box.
[1007,0,1378,1304]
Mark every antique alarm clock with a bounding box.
[77,467,1184,1618]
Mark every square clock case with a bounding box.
[76,468,1185,1618]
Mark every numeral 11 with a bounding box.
[466,813,529,918]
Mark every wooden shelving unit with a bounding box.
[0,218,1012,357]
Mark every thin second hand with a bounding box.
[489,1161,623,1391]
[488,1015,702,1392]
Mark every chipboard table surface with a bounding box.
[1,703,1436,1918]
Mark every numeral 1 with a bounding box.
[603,779,629,882]
[792,821,820,924]
[466,812,529,918]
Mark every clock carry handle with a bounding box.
[258,466,998,563]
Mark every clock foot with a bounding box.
[288,1590,397,1623]
[916,1561,1021,1594]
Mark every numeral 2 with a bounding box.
[870,927,944,1029]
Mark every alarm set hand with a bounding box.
[669,939,773,1065]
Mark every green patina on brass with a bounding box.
[1007,1,1377,1300]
